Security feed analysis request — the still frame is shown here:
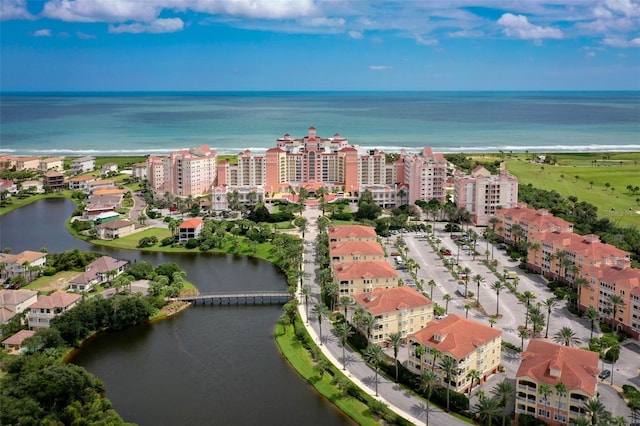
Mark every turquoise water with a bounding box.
[1,91,638,155]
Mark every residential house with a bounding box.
[0,251,47,284]
[332,261,398,295]
[83,202,117,219]
[43,171,65,191]
[92,187,126,197]
[328,225,378,242]
[71,156,95,174]
[178,218,205,242]
[407,314,502,394]
[96,220,137,240]
[68,175,95,191]
[100,162,118,176]
[330,240,385,263]
[131,162,147,181]
[20,180,44,194]
[515,339,599,425]
[2,329,36,351]
[353,286,433,344]
[68,256,129,292]
[0,179,17,197]
[39,157,64,173]
[27,291,82,329]
[87,179,115,194]
[0,289,38,324]
[14,156,40,171]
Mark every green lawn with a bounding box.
[93,156,147,169]
[505,157,640,228]
[25,271,82,293]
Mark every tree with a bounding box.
[553,326,581,347]
[387,331,403,383]
[311,303,329,345]
[473,395,502,426]
[364,344,384,396]
[293,216,308,238]
[313,358,331,379]
[542,297,559,338]
[439,355,460,412]
[464,303,471,318]
[522,290,537,330]
[538,382,552,405]
[335,322,353,370]
[519,327,529,351]
[466,369,481,401]
[555,381,567,417]
[584,397,606,425]
[584,306,599,340]
[360,312,377,342]
[491,281,505,317]
[607,293,625,331]
[419,369,440,426]
[443,294,453,314]
[428,279,437,300]
[491,379,513,426]
[474,274,484,305]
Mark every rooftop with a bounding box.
[29,291,81,310]
[332,261,398,280]
[330,240,384,257]
[353,286,432,316]
[328,225,377,240]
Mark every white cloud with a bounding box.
[43,0,162,23]
[109,17,184,34]
[303,16,344,27]
[602,35,640,47]
[76,31,96,39]
[33,28,52,37]
[497,13,564,40]
[369,65,389,70]
[348,30,363,39]
[586,51,596,57]
[189,0,315,20]
[0,0,33,21]
[447,29,483,38]
[414,34,439,46]
[605,0,640,17]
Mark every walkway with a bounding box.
[297,207,470,426]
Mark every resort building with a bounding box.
[96,220,137,240]
[14,156,40,171]
[403,147,449,205]
[515,339,599,425]
[453,166,519,226]
[407,314,502,394]
[147,145,217,197]
[178,218,205,242]
[0,251,47,284]
[39,157,64,173]
[0,289,38,324]
[579,263,640,338]
[493,205,574,244]
[131,162,147,181]
[71,156,95,174]
[27,291,82,329]
[211,186,229,211]
[43,171,65,191]
[217,149,266,188]
[68,256,129,292]
[332,261,398,295]
[329,240,385,263]
[328,225,378,242]
[353,286,433,344]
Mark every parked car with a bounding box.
[496,244,507,250]
[598,369,611,380]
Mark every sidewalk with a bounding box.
[296,209,471,426]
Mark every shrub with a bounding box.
[43,267,57,276]
[185,238,198,249]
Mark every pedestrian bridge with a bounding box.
[167,291,291,305]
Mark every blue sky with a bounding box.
[1,0,639,91]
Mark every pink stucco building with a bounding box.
[147,145,217,197]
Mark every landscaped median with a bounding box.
[275,316,413,426]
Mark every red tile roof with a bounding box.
[353,286,432,316]
[332,261,398,280]
[2,329,36,346]
[580,264,640,290]
[330,240,384,256]
[30,291,81,310]
[328,225,377,240]
[179,218,204,229]
[0,289,38,307]
[517,339,599,396]
[409,314,502,360]
[537,232,629,261]
[497,206,573,232]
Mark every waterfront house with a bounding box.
[71,156,95,174]
[20,180,44,194]
[353,286,433,344]
[96,220,137,240]
[328,225,378,242]
[329,240,385,263]
[0,289,38,323]
[27,291,82,329]
[515,339,599,425]
[68,256,129,292]
[68,175,95,191]
[0,179,17,197]
[407,314,502,394]
[2,329,36,351]
[0,251,47,284]
[178,218,205,242]
[83,202,117,219]
[43,171,65,191]
[100,162,119,176]
[332,260,398,295]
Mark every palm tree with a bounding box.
[364,344,384,396]
[491,281,505,317]
[607,293,625,331]
[360,312,377,343]
[335,322,353,370]
[339,295,353,322]
[439,355,460,412]
[466,369,481,401]
[574,276,589,310]
[427,279,437,299]
[584,306,599,340]
[553,326,581,347]
[519,327,529,350]
[474,274,484,305]
[538,382,552,406]
[430,347,441,372]
[419,369,440,426]
[491,379,514,426]
[311,303,329,345]
[584,397,606,425]
[522,290,537,330]
[542,297,559,338]
[442,294,453,314]
[302,285,311,323]
[387,331,403,382]
[464,304,471,318]
[555,381,567,418]
[488,317,497,328]
[473,395,502,426]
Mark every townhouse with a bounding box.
[38,157,64,173]
[14,156,40,171]
[329,240,385,263]
[332,261,398,295]
[516,339,599,425]
[493,204,574,244]
[328,225,378,242]
[407,314,502,394]
[27,291,82,329]
[353,286,433,344]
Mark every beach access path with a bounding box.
[297,206,471,426]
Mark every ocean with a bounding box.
[0,91,639,156]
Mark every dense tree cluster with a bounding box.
[46,249,103,273]
[444,153,501,174]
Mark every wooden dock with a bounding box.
[167,291,291,306]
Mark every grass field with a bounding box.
[504,154,640,228]
[25,271,82,293]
